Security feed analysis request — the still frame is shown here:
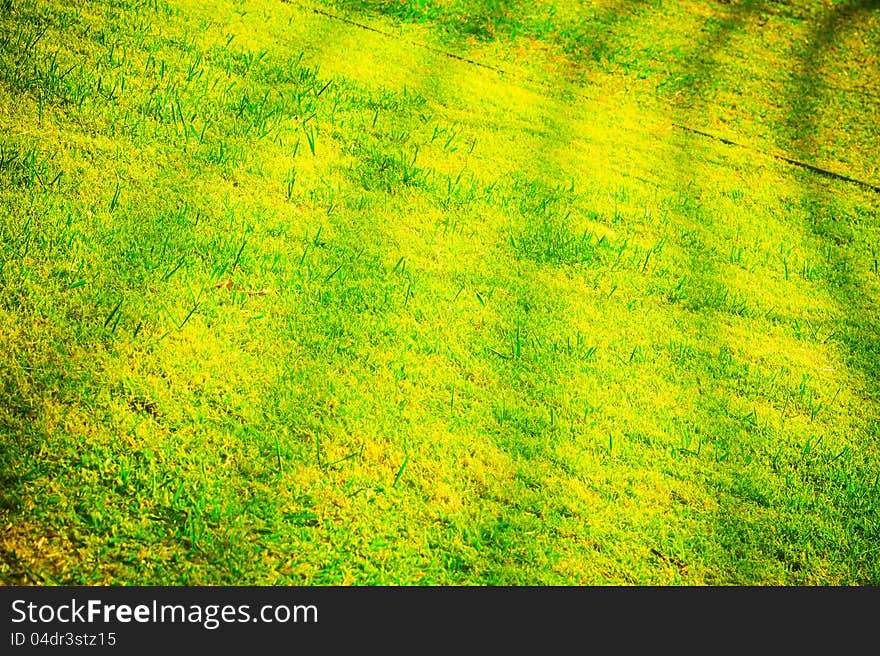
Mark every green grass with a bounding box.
[0,0,878,585]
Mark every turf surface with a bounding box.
[1,0,878,584]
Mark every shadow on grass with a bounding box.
[782,1,880,583]
[332,0,659,66]
[782,0,880,403]
[379,0,877,582]
[784,0,880,161]
[0,346,76,583]
[664,0,880,582]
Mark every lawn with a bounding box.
[0,0,878,584]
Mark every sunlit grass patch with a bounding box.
[0,0,878,585]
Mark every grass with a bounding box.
[0,0,878,585]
